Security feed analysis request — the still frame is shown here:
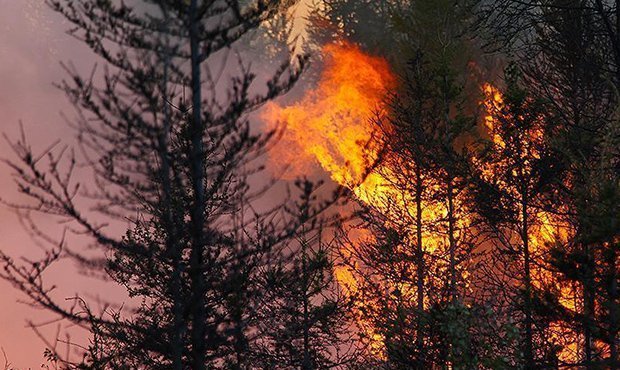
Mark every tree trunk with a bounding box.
[583,240,594,369]
[608,246,619,369]
[415,166,426,369]
[188,1,207,369]
[616,0,620,87]
[522,192,534,370]
[302,235,312,370]
[443,76,457,304]
[157,9,184,368]
[447,172,457,302]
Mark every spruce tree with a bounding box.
[0,1,353,369]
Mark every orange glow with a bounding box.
[264,43,578,363]
[262,41,395,198]
[262,42,449,250]
[481,83,578,363]
[263,41,467,355]
[261,40,455,255]
[262,42,399,353]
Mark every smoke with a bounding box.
[0,1,110,367]
[0,1,315,366]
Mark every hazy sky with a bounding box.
[0,1,94,367]
[0,1,311,367]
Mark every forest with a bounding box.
[0,0,618,369]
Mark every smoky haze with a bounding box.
[0,1,314,367]
[0,1,100,366]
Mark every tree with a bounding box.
[476,1,620,367]
[547,90,620,368]
[471,66,566,368]
[306,0,397,53]
[304,1,488,368]
[253,179,359,370]
[0,0,358,368]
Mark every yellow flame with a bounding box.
[262,42,400,353]
[262,41,393,189]
[263,41,465,355]
[264,45,576,363]
[482,83,577,362]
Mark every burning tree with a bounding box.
[266,0,618,367]
[264,1,511,368]
[0,0,617,368]
[477,1,620,367]
[472,67,571,368]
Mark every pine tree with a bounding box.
[254,179,359,369]
[471,66,566,368]
[0,1,349,368]
[476,1,620,366]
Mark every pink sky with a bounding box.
[0,1,313,367]
[0,1,107,367]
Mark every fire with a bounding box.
[262,41,395,202]
[263,41,464,355]
[262,42,448,250]
[482,83,577,363]
[262,41,452,258]
[262,41,401,353]
[264,42,578,364]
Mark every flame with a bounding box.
[262,42,398,352]
[481,83,577,363]
[262,42,450,251]
[264,43,578,364]
[263,41,468,356]
[262,41,395,202]
[262,41,453,263]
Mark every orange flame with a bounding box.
[263,41,461,355]
[481,83,577,363]
[262,42,448,249]
[262,41,399,353]
[262,41,395,199]
[264,43,577,364]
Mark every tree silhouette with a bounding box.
[0,1,351,368]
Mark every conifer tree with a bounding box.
[472,66,565,368]
[254,179,359,370]
[477,1,620,366]
[0,1,355,368]
[326,1,488,368]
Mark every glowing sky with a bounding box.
[0,1,88,366]
[0,1,311,367]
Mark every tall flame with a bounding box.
[263,41,457,355]
[262,42,401,353]
[482,83,577,363]
[262,42,446,237]
[264,43,578,363]
[262,41,395,203]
